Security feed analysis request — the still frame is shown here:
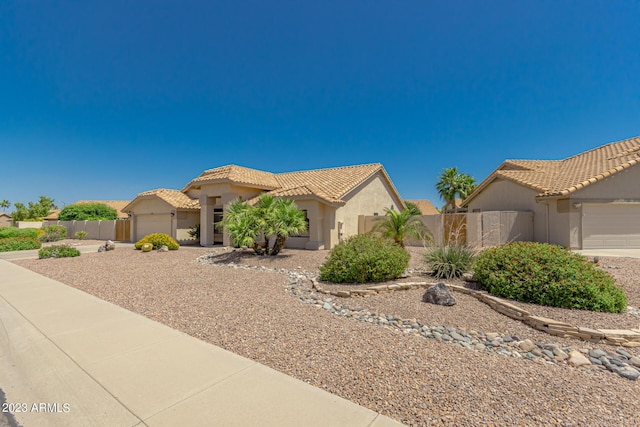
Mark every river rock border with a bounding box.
[312,279,640,348]
[197,253,640,381]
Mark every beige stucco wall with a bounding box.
[467,179,546,242]
[334,173,403,248]
[176,211,200,243]
[571,164,640,201]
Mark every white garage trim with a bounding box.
[136,214,172,240]
[581,203,640,249]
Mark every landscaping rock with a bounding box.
[98,240,116,252]
[422,282,456,306]
[158,245,169,252]
[568,350,592,367]
[518,339,536,352]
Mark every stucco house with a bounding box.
[463,136,640,249]
[0,212,12,227]
[124,163,405,249]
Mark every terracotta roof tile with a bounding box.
[466,136,640,202]
[188,165,280,189]
[404,199,439,215]
[134,189,200,210]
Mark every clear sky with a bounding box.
[1,1,639,210]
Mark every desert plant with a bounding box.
[473,242,627,313]
[319,233,410,283]
[38,245,81,259]
[38,225,67,242]
[135,233,179,250]
[0,227,39,239]
[58,203,118,221]
[424,244,476,279]
[75,230,88,240]
[0,237,42,252]
[373,207,429,248]
[141,243,153,252]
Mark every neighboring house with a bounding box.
[404,199,439,215]
[45,201,131,220]
[0,212,12,227]
[125,163,405,249]
[464,136,640,249]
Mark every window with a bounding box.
[292,210,310,237]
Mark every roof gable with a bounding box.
[185,165,280,190]
[124,189,200,211]
[465,135,640,204]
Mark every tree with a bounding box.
[435,167,476,213]
[10,203,29,222]
[216,195,307,256]
[0,200,10,212]
[59,203,117,221]
[373,207,429,249]
[404,201,422,216]
[10,196,58,221]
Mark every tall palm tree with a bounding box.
[435,167,476,212]
[0,200,9,213]
[374,207,429,248]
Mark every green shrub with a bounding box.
[38,225,67,242]
[75,230,88,240]
[319,234,410,283]
[58,203,118,221]
[188,223,200,239]
[0,237,42,252]
[141,243,153,252]
[473,242,627,313]
[424,245,476,279]
[0,227,39,239]
[38,245,81,259]
[134,233,179,250]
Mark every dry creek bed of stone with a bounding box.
[13,246,640,426]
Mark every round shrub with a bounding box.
[0,237,42,252]
[134,233,179,250]
[141,243,153,252]
[38,245,81,259]
[473,242,627,313]
[319,234,410,283]
[424,245,476,279]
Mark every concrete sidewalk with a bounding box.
[0,260,404,427]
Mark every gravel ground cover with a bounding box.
[13,246,640,426]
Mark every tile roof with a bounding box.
[187,165,280,189]
[466,135,640,203]
[404,199,439,215]
[130,189,200,210]
[186,163,397,206]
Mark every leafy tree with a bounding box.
[0,200,10,212]
[404,201,422,216]
[10,203,29,222]
[216,195,307,256]
[373,207,429,248]
[59,203,118,221]
[435,167,476,212]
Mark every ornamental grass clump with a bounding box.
[134,233,179,250]
[473,242,626,313]
[38,245,81,259]
[424,244,476,279]
[319,233,410,283]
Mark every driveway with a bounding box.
[576,249,640,259]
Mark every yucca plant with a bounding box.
[424,244,476,279]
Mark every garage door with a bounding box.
[582,204,640,249]
[136,214,171,239]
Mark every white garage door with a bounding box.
[136,214,172,239]
[582,204,640,249]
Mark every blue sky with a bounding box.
[1,1,639,210]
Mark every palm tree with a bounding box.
[374,207,429,248]
[435,167,476,212]
[216,195,307,256]
[0,200,9,213]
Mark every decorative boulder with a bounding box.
[98,240,116,252]
[157,245,169,252]
[423,282,457,306]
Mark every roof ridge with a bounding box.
[275,163,382,175]
[560,135,640,162]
